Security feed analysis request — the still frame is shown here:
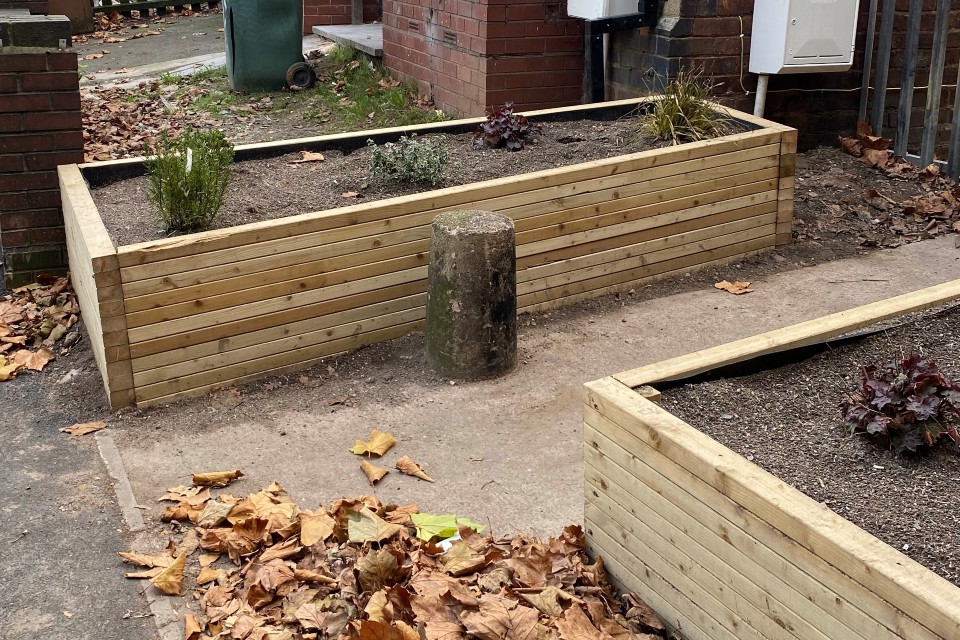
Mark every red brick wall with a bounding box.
[382,0,583,117]
[609,0,960,150]
[303,0,380,33]
[0,51,83,287]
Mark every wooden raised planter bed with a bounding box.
[583,279,960,640]
[60,98,796,409]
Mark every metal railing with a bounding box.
[859,0,959,179]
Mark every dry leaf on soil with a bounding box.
[461,594,539,640]
[0,362,19,380]
[149,553,186,595]
[350,429,398,457]
[361,459,390,485]
[192,469,244,487]
[299,509,335,546]
[184,613,202,640]
[713,280,754,295]
[395,455,434,482]
[11,348,54,371]
[59,420,107,436]
[118,550,174,569]
[347,507,404,543]
[289,151,326,164]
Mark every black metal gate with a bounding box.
[859,0,959,179]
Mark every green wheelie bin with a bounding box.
[223,0,305,92]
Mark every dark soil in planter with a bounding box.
[659,304,960,587]
[90,113,717,247]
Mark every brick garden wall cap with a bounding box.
[0,14,71,49]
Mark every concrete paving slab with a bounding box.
[110,236,960,540]
[312,23,382,57]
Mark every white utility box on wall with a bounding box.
[567,0,638,20]
[749,0,859,74]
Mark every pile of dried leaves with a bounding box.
[122,476,673,640]
[838,123,959,247]
[0,276,80,381]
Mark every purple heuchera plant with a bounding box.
[473,102,543,152]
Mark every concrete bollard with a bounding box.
[425,210,517,380]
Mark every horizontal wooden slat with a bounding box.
[125,252,427,329]
[131,293,425,373]
[134,320,423,403]
[520,244,770,316]
[587,523,739,640]
[127,265,428,344]
[585,498,786,640]
[128,280,425,359]
[133,305,424,386]
[584,377,960,639]
[517,197,777,279]
[115,128,781,269]
[518,216,777,297]
[584,417,909,640]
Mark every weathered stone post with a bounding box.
[425,210,517,380]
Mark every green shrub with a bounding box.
[146,128,234,233]
[367,134,448,186]
[638,69,732,145]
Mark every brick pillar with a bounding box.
[383,0,583,117]
[0,13,81,288]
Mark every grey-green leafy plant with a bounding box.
[638,68,733,145]
[367,134,448,186]
[146,128,234,233]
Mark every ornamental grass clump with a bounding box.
[638,69,732,145]
[146,128,234,233]
[367,134,448,186]
[840,354,960,454]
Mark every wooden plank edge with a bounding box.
[614,279,960,388]
[134,320,421,407]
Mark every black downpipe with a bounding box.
[583,0,659,103]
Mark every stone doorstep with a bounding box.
[312,23,383,58]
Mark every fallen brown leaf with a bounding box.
[350,429,398,457]
[361,460,390,485]
[713,280,754,295]
[11,348,54,371]
[184,613,202,640]
[192,469,244,487]
[149,553,186,595]
[289,150,326,164]
[395,456,434,482]
[60,420,107,436]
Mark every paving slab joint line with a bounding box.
[97,431,184,640]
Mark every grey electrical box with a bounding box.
[749,0,859,74]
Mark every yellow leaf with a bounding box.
[395,455,434,482]
[192,469,244,487]
[60,421,107,436]
[361,460,389,485]
[124,567,164,579]
[149,553,186,595]
[350,429,397,457]
[299,510,335,546]
[0,361,19,381]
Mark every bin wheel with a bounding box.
[286,62,316,90]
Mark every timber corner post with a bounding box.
[777,127,798,246]
[59,164,135,409]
